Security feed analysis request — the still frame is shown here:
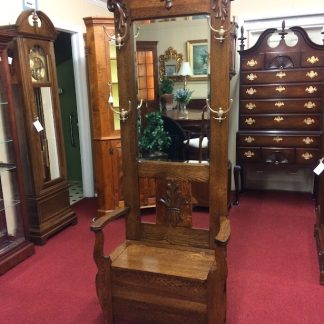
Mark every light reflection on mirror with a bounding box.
[134,15,211,165]
[34,87,61,182]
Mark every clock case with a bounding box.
[0,10,76,244]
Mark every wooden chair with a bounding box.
[184,105,210,163]
[162,115,186,162]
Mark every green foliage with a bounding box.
[138,112,171,153]
[159,77,174,95]
[174,88,194,104]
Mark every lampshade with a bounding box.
[178,61,192,76]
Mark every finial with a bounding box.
[238,25,246,51]
[278,20,288,39]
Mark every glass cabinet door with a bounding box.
[0,47,34,271]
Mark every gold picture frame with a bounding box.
[186,39,209,81]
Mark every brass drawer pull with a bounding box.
[247,59,258,67]
[276,71,286,78]
[302,152,313,160]
[305,86,317,94]
[245,102,256,110]
[246,73,257,81]
[275,86,285,92]
[302,137,314,145]
[244,136,255,143]
[303,117,315,125]
[275,101,284,108]
[273,136,283,143]
[246,87,256,95]
[245,117,256,125]
[304,101,316,109]
[274,116,284,122]
[244,151,255,158]
[307,56,319,64]
[306,70,318,79]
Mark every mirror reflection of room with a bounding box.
[135,16,211,164]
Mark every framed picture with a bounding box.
[187,39,209,80]
[165,64,177,76]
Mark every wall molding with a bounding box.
[242,13,324,47]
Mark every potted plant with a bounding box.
[159,77,174,110]
[138,111,172,159]
[174,88,194,113]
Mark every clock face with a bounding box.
[29,46,48,82]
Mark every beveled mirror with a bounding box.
[109,0,233,219]
[134,15,211,170]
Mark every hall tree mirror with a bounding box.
[134,16,211,162]
[107,0,234,222]
[90,1,233,323]
[132,15,212,211]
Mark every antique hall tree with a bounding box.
[90,0,235,323]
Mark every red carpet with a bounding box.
[0,192,323,323]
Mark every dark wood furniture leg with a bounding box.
[233,165,242,205]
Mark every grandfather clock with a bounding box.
[0,10,76,244]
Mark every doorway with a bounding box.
[54,31,83,204]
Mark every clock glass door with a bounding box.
[29,44,61,182]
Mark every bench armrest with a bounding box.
[90,207,130,232]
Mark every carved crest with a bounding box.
[107,0,129,45]
[212,0,230,21]
[159,181,189,227]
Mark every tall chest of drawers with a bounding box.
[234,25,324,204]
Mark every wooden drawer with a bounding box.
[241,68,324,84]
[301,52,324,68]
[296,148,320,164]
[262,148,295,164]
[237,133,321,148]
[240,82,323,99]
[240,98,322,114]
[240,54,264,70]
[239,114,321,130]
[238,147,261,162]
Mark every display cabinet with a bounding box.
[0,10,76,244]
[0,31,34,274]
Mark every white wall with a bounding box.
[0,0,111,30]
[232,0,324,21]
